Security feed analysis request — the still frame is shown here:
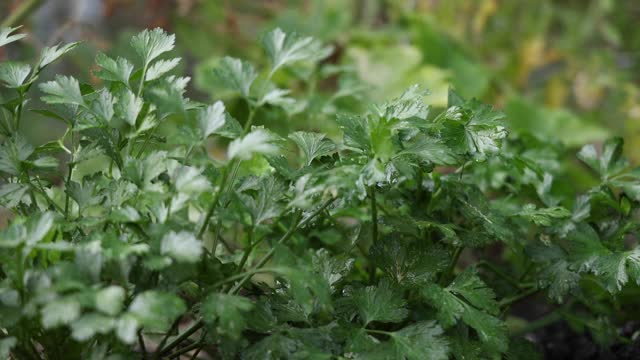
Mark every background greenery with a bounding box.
[3,0,640,157]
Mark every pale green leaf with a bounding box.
[0,62,31,88]
[128,291,186,331]
[95,286,125,315]
[131,28,175,65]
[197,101,226,139]
[145,57,180,81]
[289,131,336,166]
[172,165,210,194]
[37,42,81,70]
[116,89,143,126]
[41,297,81,329]
[94,53,134,86]
[160,230,203,263]
[213,56,257,98]
[70,314,114,341]
[228,129,278,160]
[262,28,332,74]
[0,26,26,47]
[0,337,17,359]
[39,75,84,106]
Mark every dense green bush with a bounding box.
[1,25,640,359]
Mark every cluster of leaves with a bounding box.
[1,24,640,359]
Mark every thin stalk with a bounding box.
[513,310,564,337]
[499,287,540,308]
[440,246,463,286]
[137,329,147,358]
[235,228,254,274]
[165,341,204,359]
[158,319,203,356]
[212,267,280,289]
[229,198,334,295]
[154,318,180,358]
[197,165,230,239]
[477,261,521,289]
[64,129,75,219]
[368,185,378,282]
[242,106,256,134]
[137,62,149,97]
[163,200,334,355]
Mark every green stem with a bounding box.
[64,129,75,219]
[158,319,203,356]
[235,228,254,274]
[477,261,521,289]
[242,105,256,134]
[137,62,149,97]
[1,0,45,28]
[154,318,180,359]
[197,165,230,239]
[513,310,564,337]
[213,267,280,289]
[229,199,335,295]
[368,185,378,282]
[165,340,204,359]
[499,287,540,308]
[440,246,463,285]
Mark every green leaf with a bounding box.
[95,286,125,315]
[370,236,450,285]
[41,297,81,329]
[375,84,429,120]
[131,28,175,65]
[516,204,571,226]
[228,129,278,160]
[257,87,294,107]
[422,270,507,353]
[0,134,33,176]
[336,113,370,154]
[128,291,186,331]
[0,62,31,88]
[577,137,626,180]
[160,230,203,263]
[448,268,499,314]
[202,293,254,339]
[0,26,26,47]
[388,321,449,360]
[0,182,30,208]
[213,56,257,98]
[311,248,354,292]
[115,89,143,126]
[39,75,85,106]
[92,89,115,123]
[262,28,332,74]
[145,57,180,81]
[197,101,226,139]
[37,42,81,70]
[289,131,336,166]
[94,53,134,86]
[351,280,408,325]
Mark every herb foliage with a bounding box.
[0,25,639,359]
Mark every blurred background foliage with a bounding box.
[2,0,640,160]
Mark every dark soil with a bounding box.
[530,322,640,359]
